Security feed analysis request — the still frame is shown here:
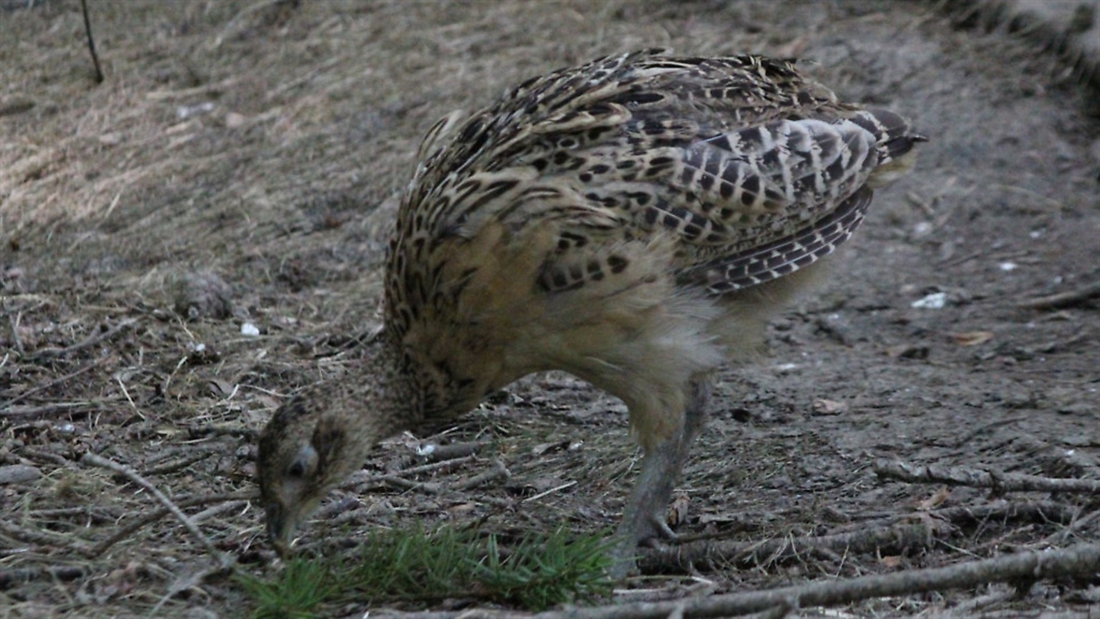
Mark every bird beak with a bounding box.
[265,503,295,558]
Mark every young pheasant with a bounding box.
[258,49,923,571]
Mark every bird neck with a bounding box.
[367,328,486,426]
[338,330,425,440]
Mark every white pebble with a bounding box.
[911,292,947,309]
[176,101,215,119]
[240,322,260,336]
[998,262,1018,272]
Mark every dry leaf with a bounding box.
[812,398,848,416]
[918,486,951,511]
[666,493,690,529]
[950,331,994,346]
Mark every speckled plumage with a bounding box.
[258,49,923,571]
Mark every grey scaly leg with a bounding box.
[610,377,713,576]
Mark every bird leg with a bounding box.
[610,376,713,576]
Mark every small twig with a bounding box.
[757,598,797,619]
[875,460,1100,494]
[1041,507,1100,546]
[415,441,486,463]
[942,586,1015,618]
[0,401,102,418]
[0,519,97,557]
[30,318,137,360]
[388,440,487,471]
[1018,280,1100,309]
[115,375,144,419]
[383,475,443,494]
[80,453,234,569]
[18,446,79,469]
[27,505,122,523]
[455,459,510,491]
[5,356,111,406]
[8,310,24,355]
[79,0,104,83]
[612,576,716,604]
[191,500,249,523]
[91,490,255,555]
[949,415,1026,449]
[524,481,577,503]
[151,563,225,616]
[186,423,257,440]
[396,454,476,477]
[0,566,88,588]
[211,0,293,48]
[380,460,507,495]
[144,441,236,464]
[141,452,213,476]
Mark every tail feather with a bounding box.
[849,108,927,162]
[848,109,926,188]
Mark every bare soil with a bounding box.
[1,1,1098,617]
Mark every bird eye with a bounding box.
[287,461,306,478]
[285,443,317,479]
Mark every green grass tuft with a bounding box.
[235,558,335,619]
[238,525,615,617]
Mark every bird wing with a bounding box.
[387,49,920,338]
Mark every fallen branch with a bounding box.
[1019,280,1100,309]
[641,502,1079,576]
[875,460,1100,494]
[80,453,234,570]
[367,543,1100,619]
[638,520,954,575]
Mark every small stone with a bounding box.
[225,112,247,129]
[0,464,42,484]
[170,271,233,320]
[812,398,848,416]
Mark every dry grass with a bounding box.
[2,1,1099,617]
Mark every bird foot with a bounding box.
[606,511,679,579]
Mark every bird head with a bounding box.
[257,386,370,557]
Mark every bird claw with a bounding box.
[606,509,681,579]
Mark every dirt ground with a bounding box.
[2,1,1099,617]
